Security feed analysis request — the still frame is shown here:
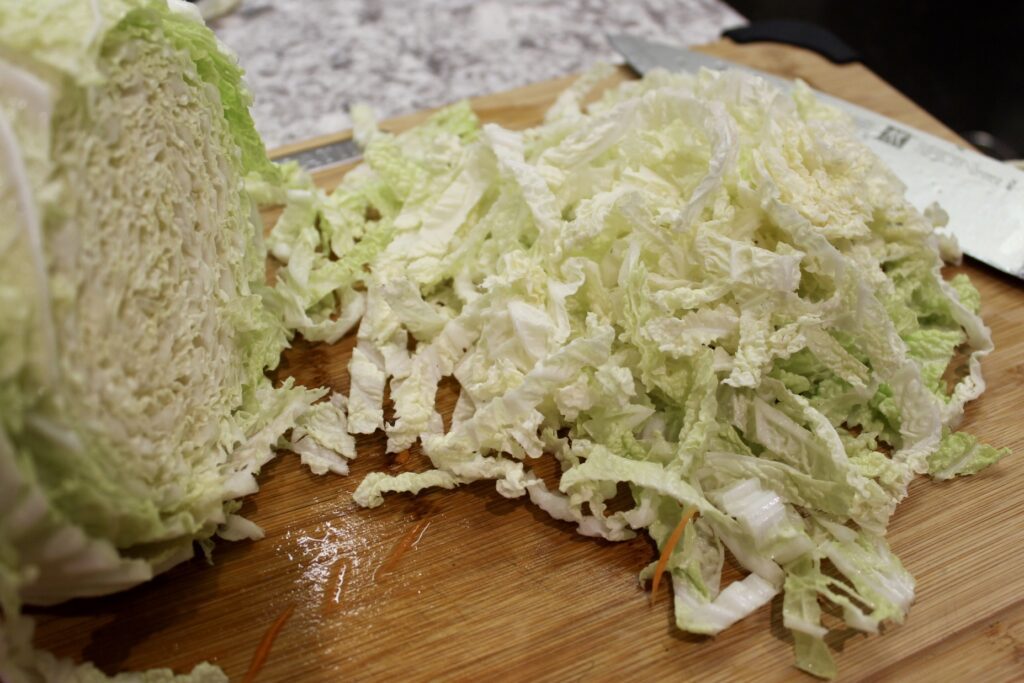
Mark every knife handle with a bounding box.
[723,20,859,64]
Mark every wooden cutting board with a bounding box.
[30,39,1024,682]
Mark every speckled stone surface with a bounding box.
[211,0,745,149]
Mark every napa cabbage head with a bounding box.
[0,1,315,680]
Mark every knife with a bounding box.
[609,34,1024,280]
[272,137,363,171]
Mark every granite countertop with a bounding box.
[211,0,745,149]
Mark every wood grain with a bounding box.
[29,39,1024,682]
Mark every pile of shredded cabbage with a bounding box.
[264,65,1009,678]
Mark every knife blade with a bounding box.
[271,137,362,170]
[609,33,1024,280]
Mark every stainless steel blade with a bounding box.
[271,137,362,170]
[609,34,1024,280]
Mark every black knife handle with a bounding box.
[723,20,859,64]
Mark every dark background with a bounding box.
[727,0,1024,159]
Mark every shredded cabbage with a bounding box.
[265,66,1010,678]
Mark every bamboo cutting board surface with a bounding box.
[30,40,1024,682]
